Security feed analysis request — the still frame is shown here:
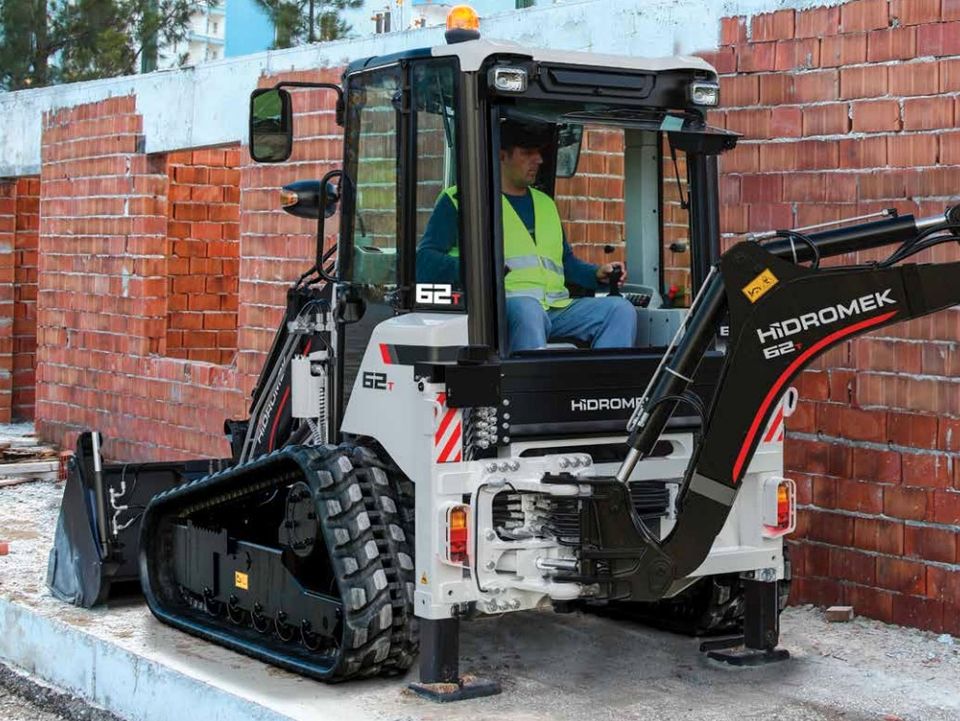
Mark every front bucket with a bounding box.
[46,432,228,607]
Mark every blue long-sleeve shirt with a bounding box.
[415,190,600,290]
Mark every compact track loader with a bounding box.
[49,8,960,701]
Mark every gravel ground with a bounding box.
[0,663,122,721]
[1,468,959,720]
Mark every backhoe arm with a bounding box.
[570,206,960,601]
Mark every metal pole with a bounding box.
[90,432,110,551]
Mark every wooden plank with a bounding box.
[0,460,59,477]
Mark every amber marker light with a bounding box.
[445,5,480,43]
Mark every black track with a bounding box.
[139,444,418,681]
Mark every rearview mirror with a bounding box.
[250,88,293,163]
[556,124,583,178]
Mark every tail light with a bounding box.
[446,504,470,567]
[762,477,796,538]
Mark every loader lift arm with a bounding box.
[562,206,960,603]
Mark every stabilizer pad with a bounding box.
[408,675,502,703]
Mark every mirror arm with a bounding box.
[314,169,343,285]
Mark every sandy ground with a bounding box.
[1,477,958,721]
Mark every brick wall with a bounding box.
[0,181,14,422]
[13,177,39,421]
[165,148,241,365]
[706,0,960,635]
[37,96,245,461]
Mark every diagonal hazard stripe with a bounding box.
[438,423,462,463]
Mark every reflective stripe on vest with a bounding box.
[440,186,570,309]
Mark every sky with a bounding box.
[226,0,547,57]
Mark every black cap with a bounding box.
[500,119,553,151]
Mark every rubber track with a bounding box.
[139,444,418,681]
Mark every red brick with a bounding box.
[866,26,917,61]
[721,75,759,106]
[891,0,942,25]
[775,38,820,70]
[947,0,960,19]
[902,97,954,130]
[877,557,927,595]
[884,486,931,522]
[796,5,840,38]
[839,136,888,168]
[751,9,796,42]
[891,595,944,632]
[840,65,888,99]
[812,476,837,508]
[829,547,877,586]
[843,584,894,623]
[887,412,939,449]
[719,144,758,174]
[937,417,960,452]
[737,42,777,73]
[853,446,902,483]
[802,103,850,136]
[939,131,960,164]
[887,135,939,168]
[748,203,793,230]
[821,33,868,67]
[783,173,825,201]
[905,524,957,564]
[820,406,887,442]
[791,576,844,607]
[725,108,771,138]
[932,490,960,524]
[942,58,960,91]
[770,106,803,137]
[888,62,940,96]
[759,71,839,105]
[785,438,852,477]
[926,566,960,601]
[901,452,953,489]
[917,20,960,55]
[740,174,782,203]
[840,0,891,32]
[720,15,748,46]
[851,100,902,132]
[835,478,884,515]
[795,370,830,400]
[807,509,856,546]
[855,517,904,555]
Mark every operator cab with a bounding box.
[249,20,738,443]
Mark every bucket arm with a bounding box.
[569,206,960,601]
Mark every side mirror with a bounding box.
[280,179,340,220]
[250,88,293,163]
[556,124,583,178]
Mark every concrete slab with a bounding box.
[1,479,959,721]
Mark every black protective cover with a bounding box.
[46,433,226,607]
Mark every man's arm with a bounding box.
[562,239,600,290]
[416,193,460,285]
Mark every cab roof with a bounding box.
[347,38,717,77]
[432,38,716,75]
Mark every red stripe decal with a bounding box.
[453,451,462,462]
[435,408,456,445]
[438,423,462,463]
[732,310,896,482]
[268,385,291,452]
[379,343,392,364]
[764,407,784,443]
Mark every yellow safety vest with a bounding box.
[441,186,571,309]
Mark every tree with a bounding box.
[254,0,364,49]
[0,0,198,91]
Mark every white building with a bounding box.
[158,0,227,69]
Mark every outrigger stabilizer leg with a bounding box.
[409,617,502,702]
[550,205,960,665]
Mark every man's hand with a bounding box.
[596,261,627,285]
